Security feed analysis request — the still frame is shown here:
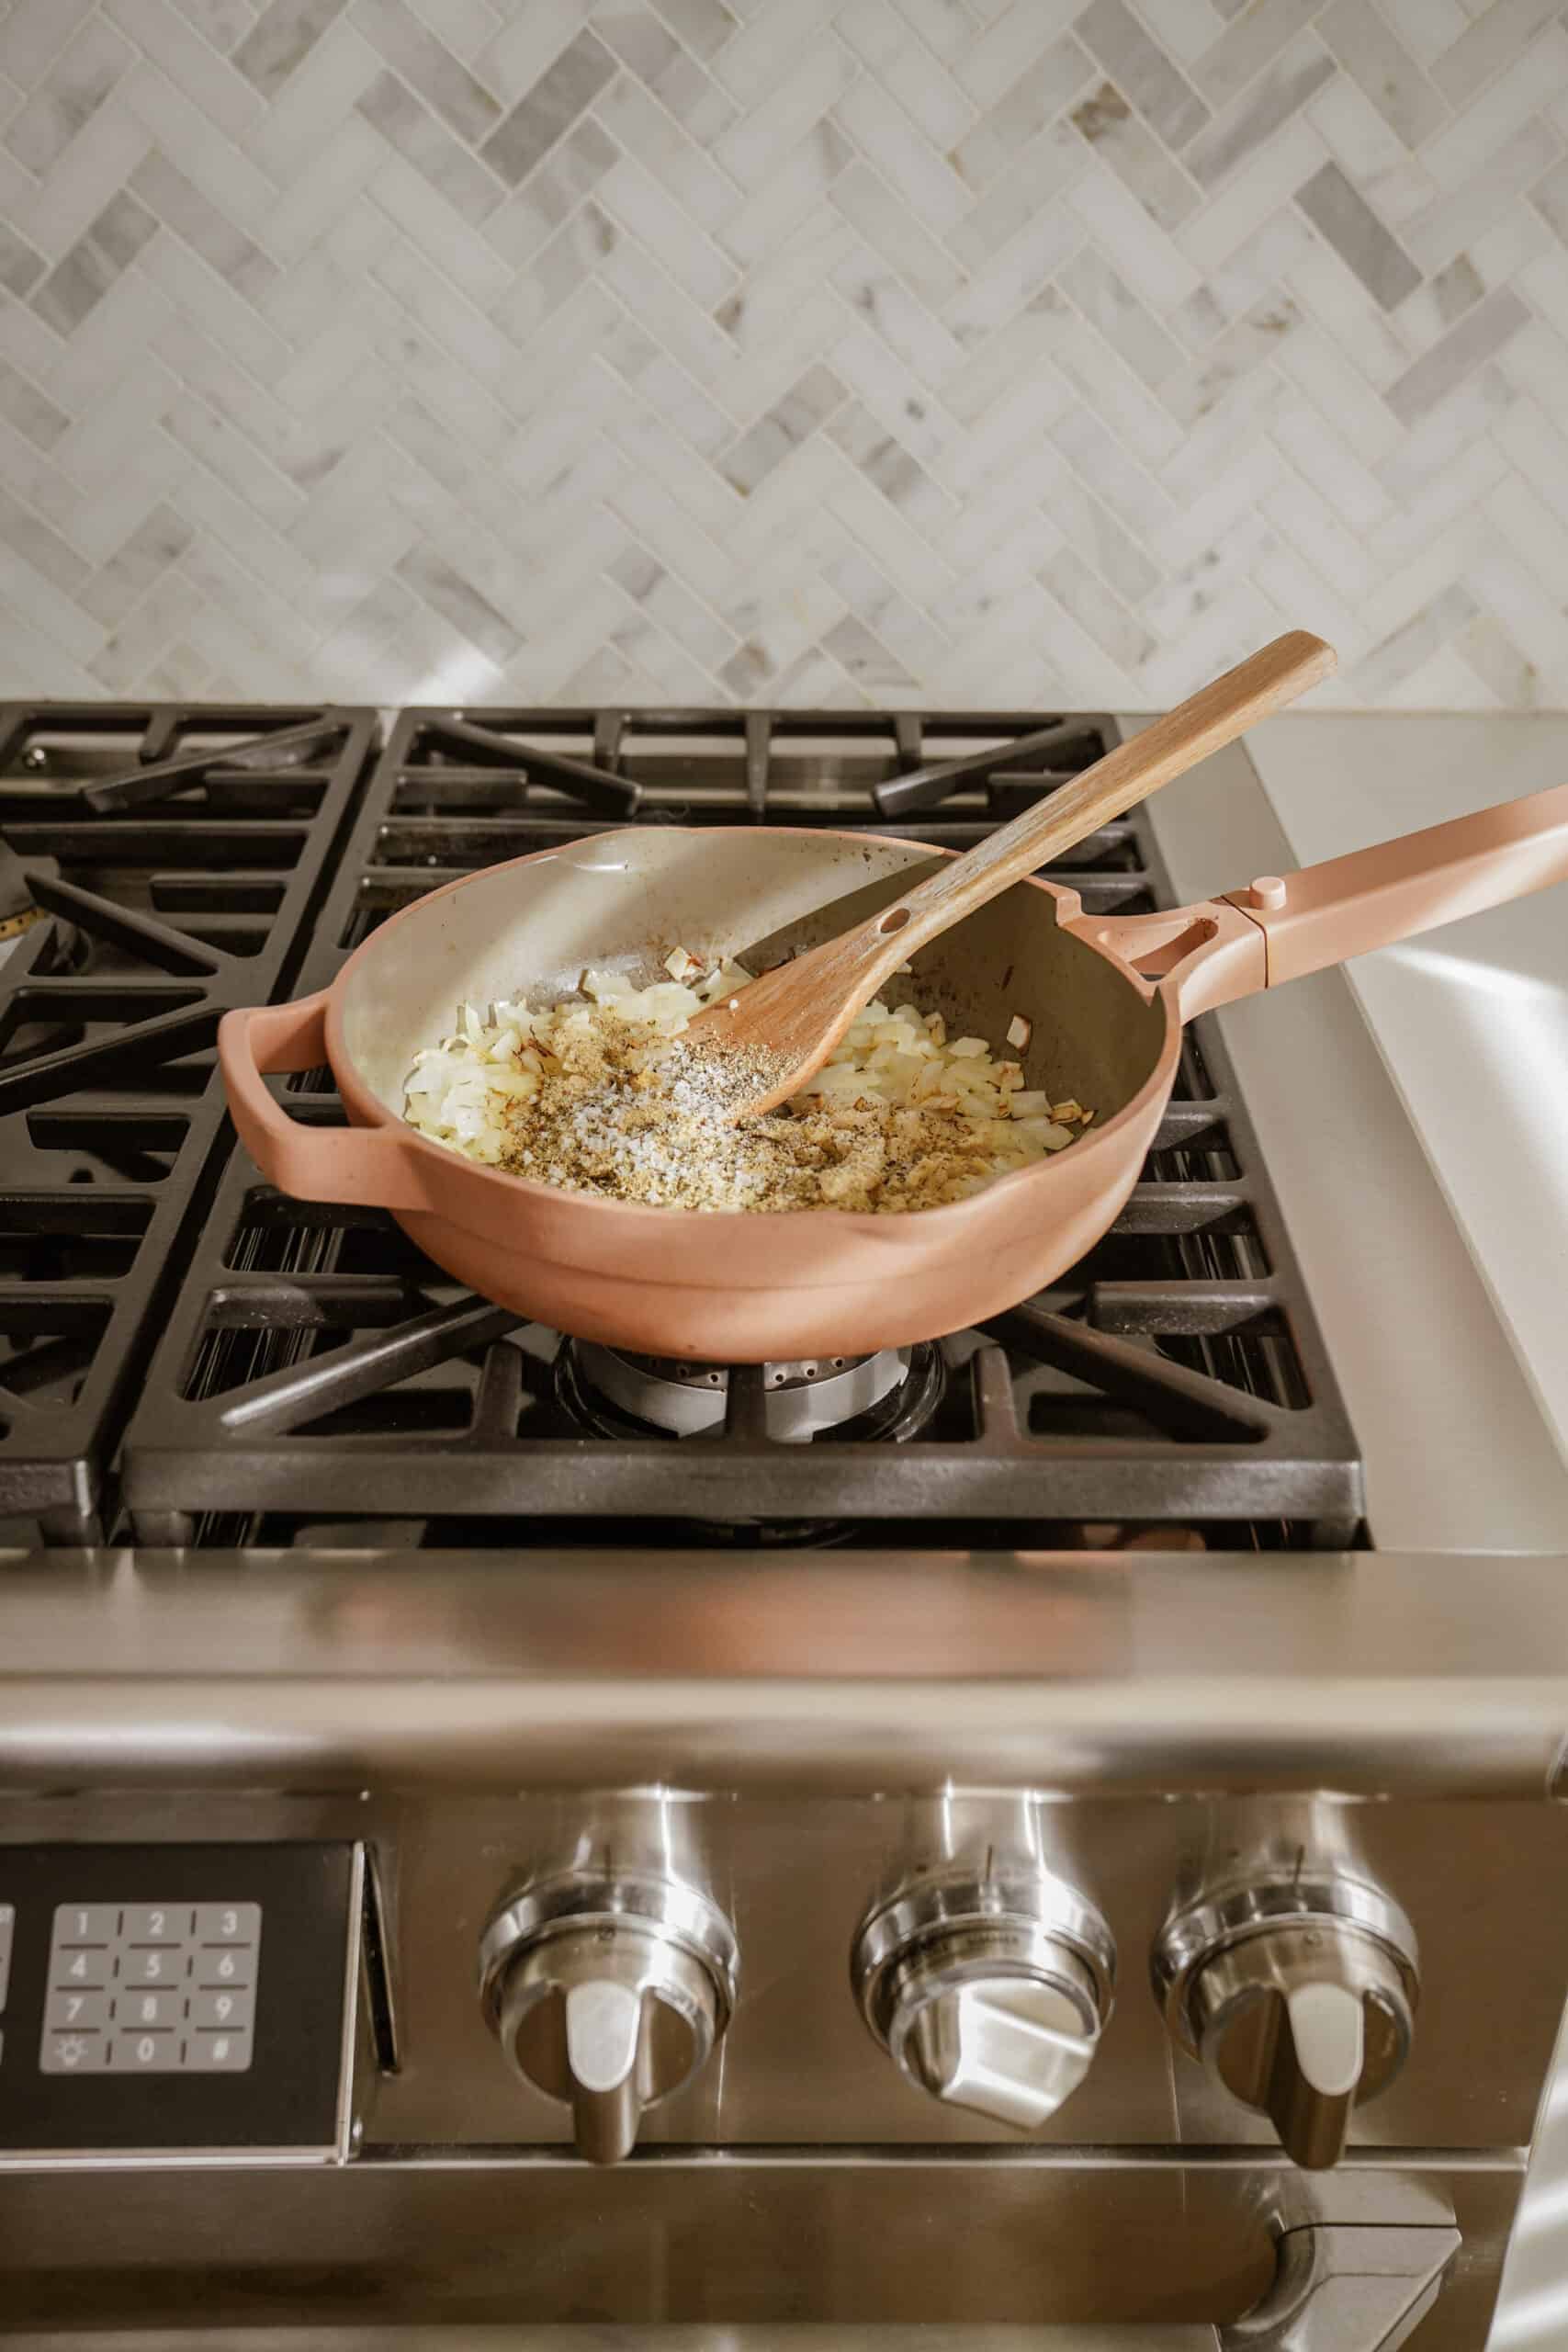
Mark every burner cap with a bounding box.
[572,1344,911,1441]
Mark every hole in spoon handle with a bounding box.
[878,906,912,935]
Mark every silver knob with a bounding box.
[852,1870,1114,2130]
[1152,1873,1418,2171]
[479,1871,738,2165]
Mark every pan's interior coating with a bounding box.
[341,829,1168,1148]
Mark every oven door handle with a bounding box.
[135,2218,1458,2351]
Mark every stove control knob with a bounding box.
[479,1872,738,2165]
[852,1871,1114,2131]
[1152,1873,1418,2171]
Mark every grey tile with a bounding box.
[950,33,1097,187]
[1384,287,1530,425]
[1531,152,1568,246]
[1429,253,1484,325]
[1184,33,1337,189]
[1059,244,1183,388]
[648,0,738,62]
[1456,610,1540,707]
[1432,0,1562,106]
[31,192,158,337]
[1352,581,1478,696]
[1296,159,1421,311]
[170,0,258,53]
[0,357,68,451]
[821,611,917,690]
[828,398,951,530]
[1040,542,1154,670]
[395,543,519,663]
[233,0,350,98]
[719,363,845,493]
[79,500,195,626]
[1075,0,1210,145]
[1163,292,1301,429]
[0,0,96,88]
[830,159,965,309]
[130,148,278,305]
[1069,82,1201,230]
[356,67,505,225]
[480,28,618,189]
[350,0,502,143]
[0,222,47,301]
[1318,0,1447,151]
[1190,0,1315,113]
[947,111,1084,271]
[484,117,620,266]
[5,16,135,177]
[594,7,682,87]
[0,483,89,594]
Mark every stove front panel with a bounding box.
[4,1788,1562,2161]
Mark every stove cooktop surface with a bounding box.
[0,702,1359,1552]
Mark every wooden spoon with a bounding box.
[685,629,1337,1117]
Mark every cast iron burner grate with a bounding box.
[0,702,376,1539]
[116,707,1362,1553]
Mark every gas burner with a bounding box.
[557,1339,946,1444]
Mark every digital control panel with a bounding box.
[41,1901,261,2075]
[0,1845,360,2159]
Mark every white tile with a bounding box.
[368,154,513,305]
[835,0,971,145]
[832,69,969,231]
[1066,159,1201,310]
[597,151,737,309]
[1273,321,1402,467]
[714,37,853,191]
[590,66,737,235]
[1177,109,1324,271]
[105,0,262,143]
[1421,20,1568,187]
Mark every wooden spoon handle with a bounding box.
[868,630,1337,973]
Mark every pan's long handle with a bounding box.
[1120,774,1568,1019]
[860,632,1336,986]
[1224,775,1568,990]
[219,994,434,1212]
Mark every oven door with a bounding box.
[0,2158,1499,2350]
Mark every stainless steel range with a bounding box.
[2,700,1566,2351]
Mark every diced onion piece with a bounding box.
[1007,1013,1032,1051]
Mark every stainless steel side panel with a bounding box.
[0,2157,1513,2349]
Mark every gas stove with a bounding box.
[0,699,1357,1555]
[1,700,1565,2352]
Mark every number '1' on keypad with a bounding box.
[40,1903,261,2074]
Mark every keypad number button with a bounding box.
[191,1987,254,2033]
[194,1904,260,1948]
[116,2031,177,2072]
[122,1905,186,1946]
[57,1948,110,1989]
[56,1905,118,1947]
[198,1947,254,1990]
[45,1990,110,2033]
[119,1988,181,2030]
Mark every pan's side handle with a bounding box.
[219,997,434,1212]
[1224,777,1568,989]
[1077,902,1267,1022]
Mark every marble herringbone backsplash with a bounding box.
[0,0,1565,709]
